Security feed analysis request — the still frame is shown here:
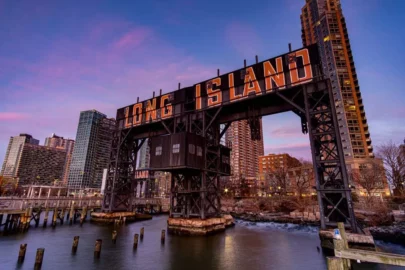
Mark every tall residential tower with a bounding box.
[301,0,373,161]
[226,120,264,187]
[67,110,115,189]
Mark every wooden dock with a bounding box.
[0,197,102,234]
[327,223,405,269]
[0,196,169,234]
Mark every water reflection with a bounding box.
[0,215,404,270]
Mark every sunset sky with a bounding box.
[1,0,404,166]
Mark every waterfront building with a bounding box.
[346,158,390,198]
[17,144,66,186]
[301,0,373,163]
[44,133,75,185]
[1,134,39,177]
[225,120,264,191]
[258,153,301,174]
[67,110,115,189]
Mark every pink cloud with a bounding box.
[0,112,29,121]
[113,28,151,49]
[265,142,311,160]
[271,126,303,138]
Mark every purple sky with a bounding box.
[1,0,404,166]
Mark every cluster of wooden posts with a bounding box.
[16,227,166,269]
[0,203,93,234]
[327,223,405,269]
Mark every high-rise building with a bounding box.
[44,134,75,185]
[67,110,115,189]
[138,139,150,169]
[225,120,264,186]
[300,0,373,160]
[1,134,39,177]
[17,144,66,186]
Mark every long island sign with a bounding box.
[117,44,320,130]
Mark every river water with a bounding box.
[0,215,404,270]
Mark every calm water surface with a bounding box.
[0,215,404,270]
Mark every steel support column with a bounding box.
[304,80,358,232]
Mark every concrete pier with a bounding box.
[90,212,151,224]
[167,215,234,236]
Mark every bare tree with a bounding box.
[293,164,314,198]
[350,159,386,201]
[268,166,289,195]
[377,141,405,196]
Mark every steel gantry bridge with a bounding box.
[102,44,360,232]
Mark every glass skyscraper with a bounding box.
[67,110,115,189]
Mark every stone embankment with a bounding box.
[222,201,321,226]
[369,222,405,245]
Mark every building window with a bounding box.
[197,146,202,156]
[189,144,195,154]
[172,144,180,154]
[155,146,162,156]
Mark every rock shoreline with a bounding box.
[229,211,320,226]
[230,211,405,246]
[369,222,405,245]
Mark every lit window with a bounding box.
[155,146,162,156]
[323,36,330,42]
[173,144,180,154]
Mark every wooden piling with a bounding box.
[4,214,11,233]
[140,227,144,240]
[327,257,347,270]
[112,230,118,244]
[69,203,74,225]
[21,208,29,232]
[18,243,27,263]
[27,207,33,225]
[80,206,87,226]
[34,208,41,227]
[59,208,65,225]
[161,230,165,243]
[133,234,139,249]
[43,207,49,228]
[19,213,26,232]
[94,239,102,258]
[72,236,79,253]
[34,248,45,270]
[337,223,351,269]
[52,208,58,228]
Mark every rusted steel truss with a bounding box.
[103,79,358,232]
